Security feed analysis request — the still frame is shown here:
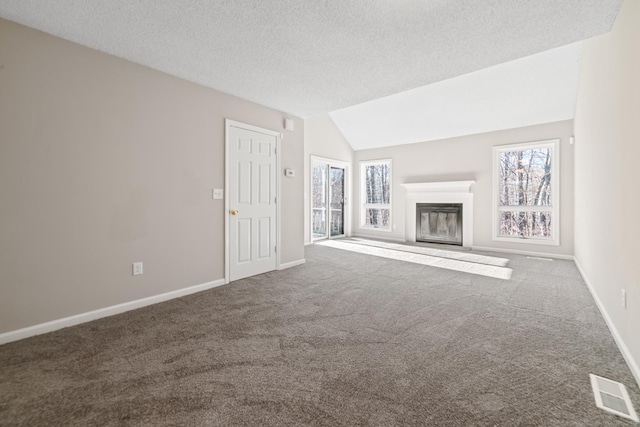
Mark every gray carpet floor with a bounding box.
[1,241,639,426]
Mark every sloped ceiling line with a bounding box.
[0,0,622,149]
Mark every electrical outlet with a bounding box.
[212,188,223,199]
[621,289,626,309]
[132,262,143,276]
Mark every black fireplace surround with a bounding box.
[416,203,463,245]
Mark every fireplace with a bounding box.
[416,203,462,245]
[400,180,475,247]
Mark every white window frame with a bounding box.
[309,155,351,241]
[492,139,560,246]
[360,159,392,231]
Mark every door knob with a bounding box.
[231,209,239,215]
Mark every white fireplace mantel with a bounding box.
[401,180,475,193]
[400,180,475,247]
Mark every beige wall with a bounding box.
[353,120,575,257]
[0,18,304,334]
[574,0,640,383]
[303,114,354,244]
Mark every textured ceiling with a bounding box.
[0,0,623,119]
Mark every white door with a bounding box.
[227,121,278,281]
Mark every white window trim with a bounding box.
[360,159,392,232]
[309,155,351,241]
[492,139,560,246]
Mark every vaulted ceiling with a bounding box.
[0,0,624,149]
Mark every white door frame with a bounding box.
[225,119,281,284]
[309,155,351,241]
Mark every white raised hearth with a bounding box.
[400,181,475,247]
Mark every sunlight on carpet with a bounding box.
[316,239,513,280]
[347,237,510,266]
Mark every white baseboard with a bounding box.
[278,259,306,270]
[471,245,574,260]
[0,278,226,346]
[574,257,640,389]
[304,242,313,246]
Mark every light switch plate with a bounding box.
[213,188,224,199]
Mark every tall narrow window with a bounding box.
[493,139,559,245]
[312,163,328,239]
[311,156,348,241]
[360,159,392,230]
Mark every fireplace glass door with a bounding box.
[416,203,462,245]
[312,160,346,240]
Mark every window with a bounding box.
[310,156,348,241]
[360,159,391,230]
[493,139,559,245]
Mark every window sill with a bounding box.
[360,225,392,232]
[492,236,559,246]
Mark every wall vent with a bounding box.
[589,374,638,422]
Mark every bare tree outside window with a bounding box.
[312,159,348,241]
[361,160,391,229]
[494,140,558,243]
[330,167,344,236]
[312,164,327,238]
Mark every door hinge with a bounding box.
[274,246,277,253]
[274,196,277,203]
[274,147,277,154]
